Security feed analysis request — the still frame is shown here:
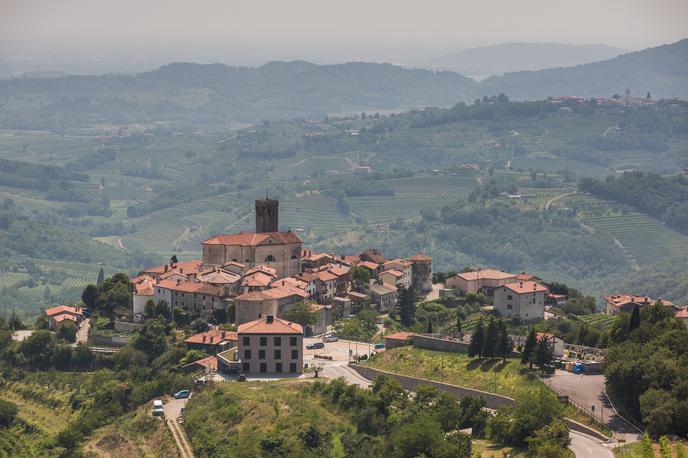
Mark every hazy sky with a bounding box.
[1,0,687,66]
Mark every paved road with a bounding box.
[546,370,642,443]
[321,364,371,388]
[570,431,614,458]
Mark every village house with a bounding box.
[369,283,397,312]
[536,332,565,357]
[381,259,412,289]
[45,305,84,332]
[379,269,405,289]
[238,315,304,374]
[140,260,203,280]
[132,276,155,315]
[301,250,334,270]
[603,294,675,315]
[234,291,278,325]
[313,270,338,304]
[184,328,238,354]
[493,281,548,321]
[446,269,517,299]
[154,279,228,313]
[305,304,331,336]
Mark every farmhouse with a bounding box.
[493,281,548,321]
[45,305,84,332]
[446,269,517,299]
[238,315,304,374]
[603,294,675,315]
[184,329,238,354]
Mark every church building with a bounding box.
[201,198,302,278]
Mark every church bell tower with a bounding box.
[255,198,279,233]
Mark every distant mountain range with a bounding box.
[414,42,627,79]
[0,39,686,128]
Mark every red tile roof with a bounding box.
[45,305,83,317]
[245,265,277,277]
[142,260,202,276]
[262,286,309,300]
[516,273,539,282]
[197,269,241,284]
[236,291,277,302]
[504,281,548,294]
[457,269,516,281]
[603,294,674,308]
[184,329,238,345]
[358,261,379,271]
[384,331,415,341]
[314,271,338,282]
[134,281,155,296]
[271,277,309,290]
[54,314,78,323]
[380,269,404,278]
[238,316,303,335]
[408,253,432,262]
[155,280,224,296]
[241,272,274,288]
[202,231,302,247]
[183,355,218,371]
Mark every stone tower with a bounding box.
[255,198,279,233]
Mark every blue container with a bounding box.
[572,363,585,374]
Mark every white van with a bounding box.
[152,399,164,416]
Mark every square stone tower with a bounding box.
[255,198,279,233]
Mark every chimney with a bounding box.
[203,335,206,342]
[180,268,183,273]
[164,264,168,273]
[221,331,225,338]
[210,336,214,343]
[266,315,274,324]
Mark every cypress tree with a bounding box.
[496,319,514,363]
[521,328,537,368]
[426,319,433,334]
[468,319,485,358]
[483,317,498,359]
[96,267,105,286]
[456,315,462,337]
[628,305,641,333]
[536,338,555,375]
[398,288,416,327]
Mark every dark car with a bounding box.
[237,374,247,382]
[306,342,325,350]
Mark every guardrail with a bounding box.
[543,379,612,437]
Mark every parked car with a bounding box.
[152,399,164,416]
[174,390,191,399]
[237,374,247,382]
[306,342,325,350]
[322,335,338,342]
[374,343,385,350]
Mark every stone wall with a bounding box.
[114,320,143,333]
[412,334,470,353]
[348,364,611,441]
[89,334,130,347]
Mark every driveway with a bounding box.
[570,431,614,458]
[546,370,642,443]
[163,396,193,458]
[75,318,90,345]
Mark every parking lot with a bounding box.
[303,336,379,365]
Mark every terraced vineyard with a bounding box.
[582,212,688,265]
[576,313,616,329]
[0,272,30,288]
[280,193,353,234]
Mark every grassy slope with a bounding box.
[367,347,611,436]
[83,406,180,458]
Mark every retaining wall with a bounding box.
[114,320,143,333]
[349,364,611,441]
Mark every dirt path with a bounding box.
[172,225,190,248]
[544,191,576,210]
[117,237,129,252]
[164,398,194,458]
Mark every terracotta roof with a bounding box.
[302,252,332,262]
[358,261,379,271]
[384,331,415,341]
[369,284,397,295]
[223,261,246,269]
[603,294,674,308]
[197,269,241,284]
[155,280,224,296]
[134,281,155,296]
[202,231,302,247]
[241,272,273,288]
[45,305,83,317]
[503,281,548,294]
[309,304,329,312]
[54,314,78,323]
[245,265,277,277]
[675,308,688,319]
[262,286,309,300]
[457,269,516,281]
[348,291,369,300]
[516,273,540,282]
[158,270,189,280]
[380,269,404,278]
[383,259,412,269]
[298,272,318,282]
[238,316,303,335]
[271,277,309,290]
[184,329,238,345]
[315,271,338,282]
[408,253,432,262]
[236,291,277,302]
[142,260,202,276]
[131,274,155,285]
[183,355,218,371]
[536,332,560,342]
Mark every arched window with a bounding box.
[265,255,276,262]
[245,259,250,263]
[291,254,298,259]
[231,258,238,262]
